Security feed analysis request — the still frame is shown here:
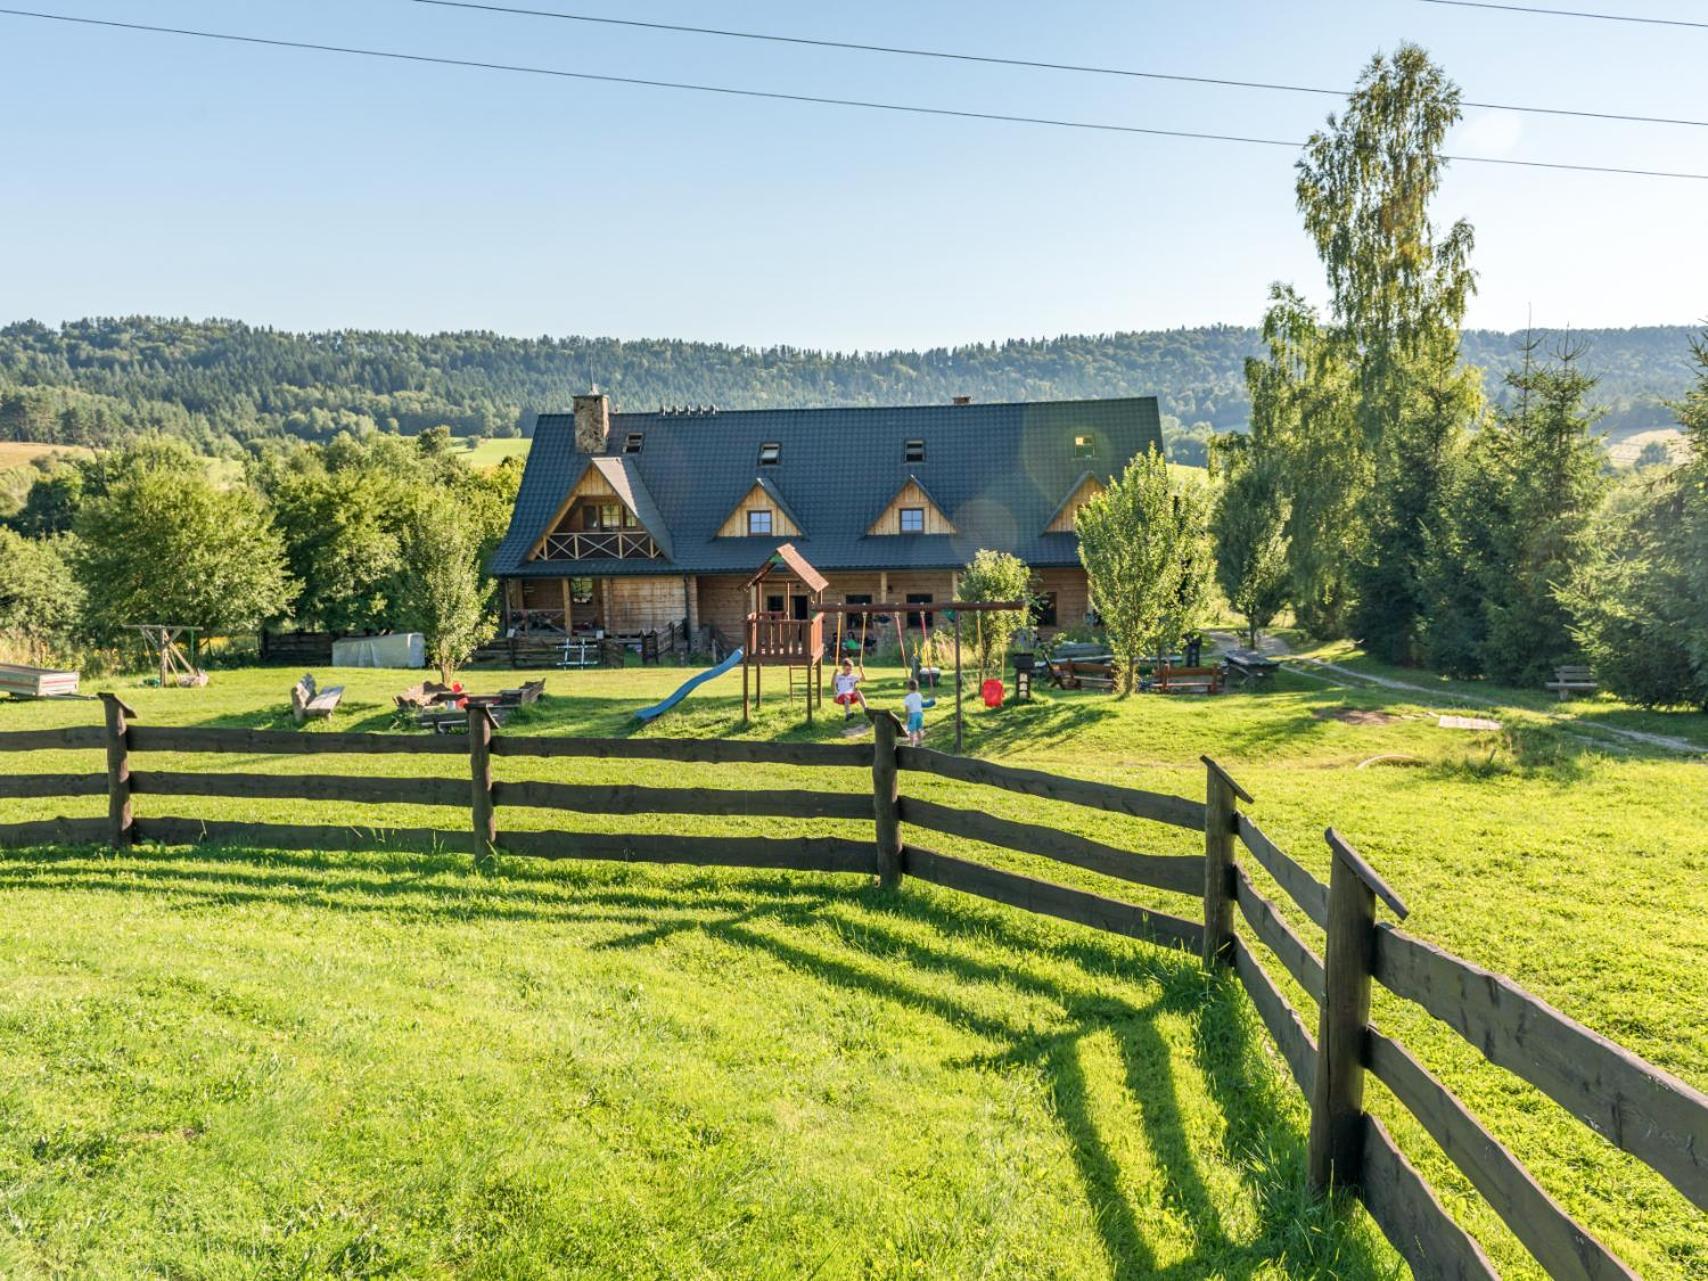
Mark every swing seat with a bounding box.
[833,691,861,707]
[981,679,1006,709]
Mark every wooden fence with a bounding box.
[0,695,1703,1278]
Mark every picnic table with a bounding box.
[1223,649,1281,687]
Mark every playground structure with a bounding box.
[741,544,828,724]
[130,625,207,688]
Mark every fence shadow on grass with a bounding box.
[0,843,1391,1279]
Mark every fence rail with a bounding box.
[1,701,1703,1277]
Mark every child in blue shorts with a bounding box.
[902,678,935,747]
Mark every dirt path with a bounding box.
[1211,631,1704,759]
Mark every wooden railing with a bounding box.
[539,531,661,560]
[1,700,1703,1276]
[745,612,825,663]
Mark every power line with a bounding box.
[403,0,1708,130]
[1417,0,1708,29]
[2,7,1706,181]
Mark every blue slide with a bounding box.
[634,648,745,723]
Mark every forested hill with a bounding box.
[0,316,1697,455]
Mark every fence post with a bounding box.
[871,710,903,889]
[99,693,135,850]
[1308,827,1410,1194]
[1200,756,1249,967]
[468,705,497,862]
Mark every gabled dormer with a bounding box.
[716,475,806,539]
[1044,471,1105,533]
[866,477,955,536]
[530,457,672,561]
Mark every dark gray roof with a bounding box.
[490,396,1163,578]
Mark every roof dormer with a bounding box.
[716,475,805,538]
[1045,471,1105,533]
[866,477,955,536]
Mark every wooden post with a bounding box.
[953,610,964,753]
[1200,756,1248,967]
[1308,828,1408,1194]
[870,711,903,889]
[742,619,751,726]
[99,693,135,849]
[468,705,497,862]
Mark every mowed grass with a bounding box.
[461,437,533,468]
[0,442,94,469]
[2,659,1706,1278]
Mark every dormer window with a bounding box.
[623,432,644,454]
[1074,433,1096,459]
[899,507,925,535]
[904,439,925,463]
[747,509,773,536]
[758,442,781,466]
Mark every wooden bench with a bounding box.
[417,705,512,734]
[1154,665,1224,695]
[290,673,344,723]
[1544,665,1597,700]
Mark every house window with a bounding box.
[1074,433,1095,458]
[747,509,773,536]
[905,592,933,630]
[623,432,644,454]
[758,442,781,466]
[1036,592,1058,628]
[570,578,594,604]
[765,594,785,615]
[904,439,925,463]
[899,507,925,534]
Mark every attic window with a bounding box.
[623,432,644,454]
[758,442,781,466]
[747,509,773,536]
[904,439,925,463]
[1074,433,1095,458]
[899,507,925,535]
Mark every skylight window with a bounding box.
[758,442,781,466]
[1074,433,1096,459]
[904,439,925,463]
[623,432,644,454]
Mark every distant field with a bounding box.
[0,441,93,470]
[1,658,1704,1275]
[462,436,532,467]
[1606,426,1687,467]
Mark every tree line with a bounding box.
[0,314,1695,461]
[1200,45,1708,710]
[0,429,520,682]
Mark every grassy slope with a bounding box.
[2,661,1705,1278]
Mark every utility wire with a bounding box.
[404,0,1708,130]
[3,7,1706,181]
[1417,0,1708,29]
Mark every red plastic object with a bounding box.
[981,678,1005,708]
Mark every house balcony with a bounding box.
[540,531,663,561]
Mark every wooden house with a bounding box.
[488,393,1165,649]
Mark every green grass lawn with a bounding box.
[2,659,1705,1278]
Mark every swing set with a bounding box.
[816,597,1026,752]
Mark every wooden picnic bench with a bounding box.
[290,673,344,724]
[1154,665,1224,695]
[1544,664,1597,700]
[417,705,513,734]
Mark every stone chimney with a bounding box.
[573,393,610,454]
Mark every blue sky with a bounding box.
[2,0,1705,349]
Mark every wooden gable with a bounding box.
[716,481,803,539]
[530,465,629,559]
[1046,475,1105,533]
[866,479,956,536]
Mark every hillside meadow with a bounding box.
[1,660,1704,1278]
